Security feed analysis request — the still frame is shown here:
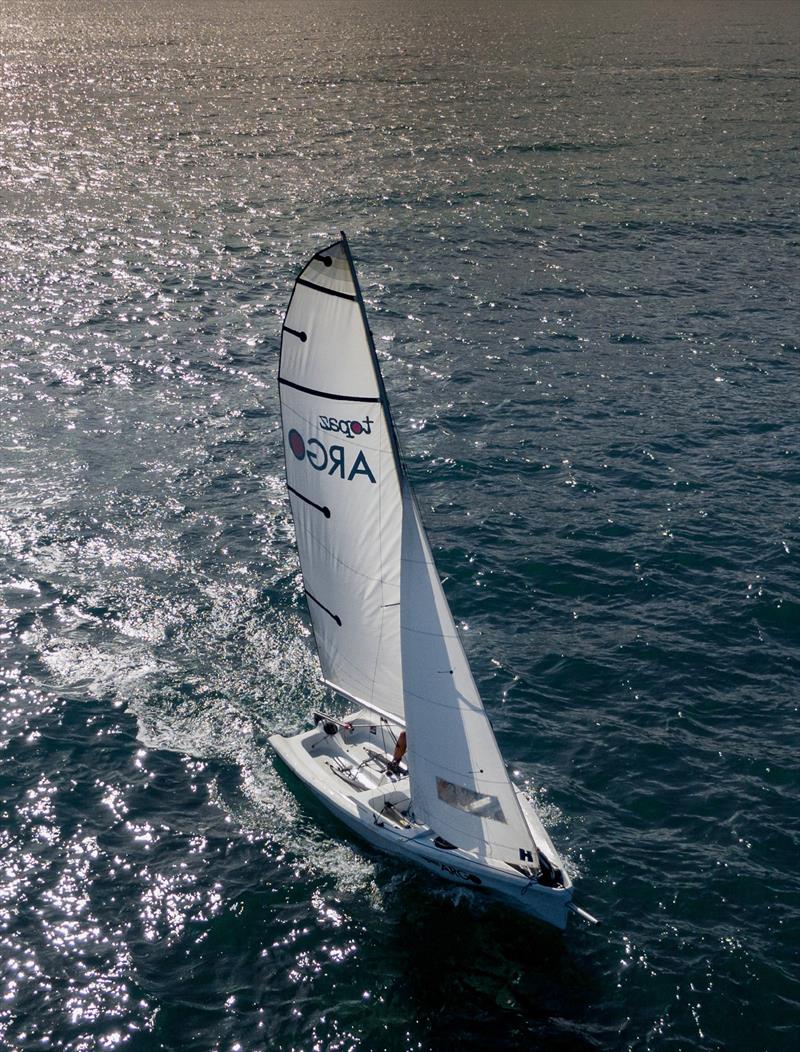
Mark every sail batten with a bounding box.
[278,377,381,403]
[279,235,536,864]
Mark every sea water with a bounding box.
[1,2,798,1049]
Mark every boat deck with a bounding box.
[270,709,574,929]
[300,714,418,829]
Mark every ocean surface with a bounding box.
[1,1,798,1049]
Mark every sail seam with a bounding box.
[293,519,400,587]
[402,688,485,712]
[296,277,357,301]
[371,366,388,706]
[399,624,468,639]
[281,400,384,448]
[409,750,513,784]
[279,377,381,403]
[326,649,394,699]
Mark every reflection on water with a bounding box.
[1,0,798,1049]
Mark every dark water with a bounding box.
[1,1,799,1048]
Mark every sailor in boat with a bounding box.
[386,730,407,775]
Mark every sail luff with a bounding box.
[339,231,405,481]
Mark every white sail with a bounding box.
[280,235,537,864]
[400,485,536,862]
[279,238,405,721]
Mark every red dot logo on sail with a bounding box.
[288,429,305,460]
[285,427,377,484]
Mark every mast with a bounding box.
[340,231,404,482]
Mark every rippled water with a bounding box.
[1,1,799,1049]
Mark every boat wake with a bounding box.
[30,592,381,899]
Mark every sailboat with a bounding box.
[269,234,585,930]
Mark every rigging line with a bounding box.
[370,593,384,707]
[279,376,381,403]
[287,484,331,518]
[296,276,357,301]
[400,553,451,567]
[370,404,387,703]
[382,717,398,747]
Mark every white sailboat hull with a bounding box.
[273,236,580,931]
[269,712,573,931]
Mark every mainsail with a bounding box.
[279,235,536,863]
[279,238,405,721]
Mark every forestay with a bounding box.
[279,235,537,864]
